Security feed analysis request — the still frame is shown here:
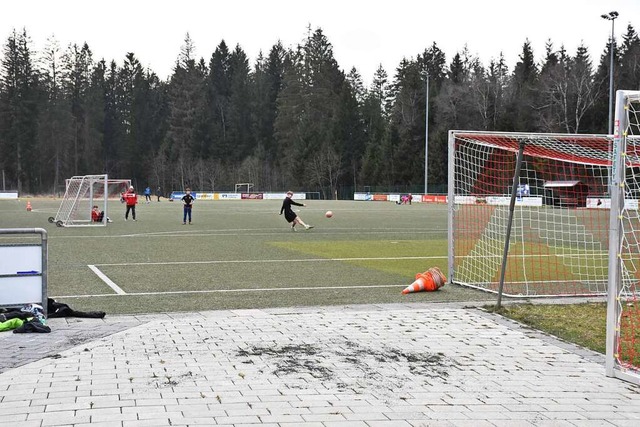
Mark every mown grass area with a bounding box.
[492,302,608,354]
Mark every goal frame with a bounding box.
[50,175,109,227]
[234,183,254,193]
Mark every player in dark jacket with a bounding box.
[181,188,195,224]
[280,191,313,231]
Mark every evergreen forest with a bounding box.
[1,25,640,198]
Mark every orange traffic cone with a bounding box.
[26,200,32,212]
[402,267,447,294]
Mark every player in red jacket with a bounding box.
[91,206,112,223]
[122,186,138,221]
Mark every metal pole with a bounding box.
[608,19,615,134]
[447,131,456,285]
[601,11,618,135]
[425,74,429,195]
[496,141,526,309]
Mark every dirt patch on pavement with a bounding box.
[236,339,455,393]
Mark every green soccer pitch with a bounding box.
[0,197,494,314]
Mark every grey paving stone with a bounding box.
[0,303,639,427]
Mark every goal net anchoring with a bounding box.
[50,176,130,227]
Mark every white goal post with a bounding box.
[606,90,640,385]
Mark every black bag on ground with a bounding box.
[47,298,106,319]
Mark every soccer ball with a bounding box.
[325,211,333,218]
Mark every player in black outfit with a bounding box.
[280,191,313,231]
[181,188,195,225]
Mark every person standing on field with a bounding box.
[181,188,194,225]
[123,186,138,221]
[280,191,313,231]
[156,186,162,202]
[144,186,152,203]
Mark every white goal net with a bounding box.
[449,131,612,297]
[449,89,640,385]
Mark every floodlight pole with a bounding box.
[424,73,429,195]
[601,11,618,135]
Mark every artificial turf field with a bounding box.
[0,197,496,314]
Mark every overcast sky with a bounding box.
[2,0,639,85]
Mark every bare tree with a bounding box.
[307,145,342,199]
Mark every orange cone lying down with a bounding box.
[401,267,447,294]
[26,200,32,212]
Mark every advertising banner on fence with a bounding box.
[586,197,639,210]
[0,192,18,200]
[454,195,543,206]
[169,192,308,201]
[241,193,264,199]
[422,195,447,203]
[218,193,242,200]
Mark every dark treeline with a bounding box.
[1,25,640,197]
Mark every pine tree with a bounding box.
[204,40,232,160]
[503,40,539,131]
[0,29,41,193]
[360,65,389,186]
[227,44,253,161]
[38,35,74,193]
[164,33,206,189]
[619,24,640,91]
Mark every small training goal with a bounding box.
[234,183,254,193]
[48,175,130,227]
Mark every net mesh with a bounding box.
[451,133,612,297]
[616,95,640,372]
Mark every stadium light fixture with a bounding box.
[601,11,618,135]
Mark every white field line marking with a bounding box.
[93,251,608,268]
[95,256,442,267]
[52,284,402,299]
[54,228,447,239]
[87,264,127,295]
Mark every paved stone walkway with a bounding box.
[0,303,639,426]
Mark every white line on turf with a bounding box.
[87,265,127,295]
[94,256,443,267]
[53,229,447,239]
[52,284,402,299]
[92,251,607,267]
